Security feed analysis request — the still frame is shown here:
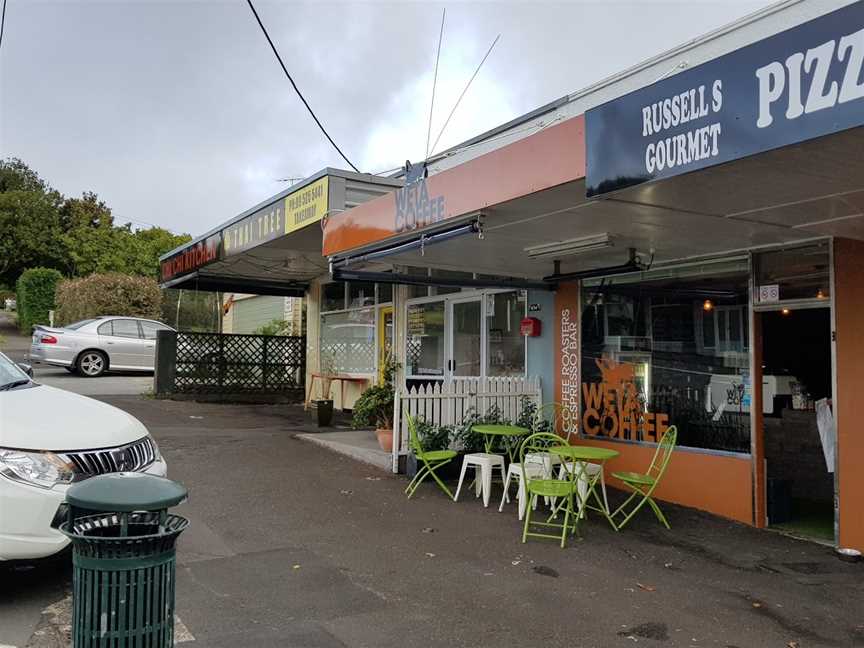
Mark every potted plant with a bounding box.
[352,359,399,451]
[314,352,337,427]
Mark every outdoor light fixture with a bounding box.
[703,299,714,311]
[524,233,612,260]
[816,289,826,299]
[782,308,792,316]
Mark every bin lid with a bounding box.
[66,472,188,512]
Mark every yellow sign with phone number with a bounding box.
[285,177,329,235]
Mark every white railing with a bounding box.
[391,376,542,472]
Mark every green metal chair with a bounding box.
[609,426,678,530]
[404,414,458,500]
[519,432,583,548]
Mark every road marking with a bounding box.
[175,616,195,644]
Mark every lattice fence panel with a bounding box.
[172,332,305,394]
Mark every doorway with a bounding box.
[448,297,482,378]
[761,307,835,542]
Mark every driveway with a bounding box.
[0,311,152,397]
[3,394,863,647]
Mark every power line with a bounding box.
[0,0,7,51]
[424,9,445,161]
[245,0,360,173]
[430,34,500,156]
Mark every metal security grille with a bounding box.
[171,332,305,394]
[61,436,157,478]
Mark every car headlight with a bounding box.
[147,435,163,462]
[0,448,74,489]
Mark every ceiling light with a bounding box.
[703,299,714,312]
[781,308,791,316]
[524,233,612,260]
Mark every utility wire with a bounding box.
[430,34,500,156]
[0,0,7,51]
[245,0,360,173]
[424,9,445,162]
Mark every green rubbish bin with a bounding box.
[60,472,189,648]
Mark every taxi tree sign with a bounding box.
[223,177,329,256]
[586,2,864,196]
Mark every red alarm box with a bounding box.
[520,317,542,337]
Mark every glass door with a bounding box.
[448,297,483,378]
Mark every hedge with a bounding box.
[56,273,162,325]
[16,267,63,333]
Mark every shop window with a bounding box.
[320,309,375,374]
[581,261,751,454]
[322,282,346,312]
[406,301,445,378]
[486,291,526,377]
[348,281,376,308]
[754,242,830,303]
[377,282,393,304]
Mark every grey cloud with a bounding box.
[1,0,772,236]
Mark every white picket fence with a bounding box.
[391,376,542,471]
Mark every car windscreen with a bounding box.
[65,319,98,330]
[0,354,28,387]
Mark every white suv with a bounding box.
[0,352,167,560]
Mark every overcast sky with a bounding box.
[1,0,773,237]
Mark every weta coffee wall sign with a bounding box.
[586,2,864,196]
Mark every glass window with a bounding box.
[322,282,346,312]
[406,301,445,377]
[140,321,169,340]
[111,319,141,339]
[97,321,113,336]
[65,319,97,330]
[754,242,830,302]
[486,291,526,377]
[581,261,751,453]
[348,282,376,309]
[452,300,482,376]
[320,309,375,374]
[377,282,393,304]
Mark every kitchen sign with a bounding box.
[160,233,221,282]
[586,2,864,196]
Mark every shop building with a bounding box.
[159,0,864,551]
[320,0,864,551]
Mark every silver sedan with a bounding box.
[29,317,175,377]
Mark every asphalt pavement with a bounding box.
[3,310,864,646]
[3,392,864,647]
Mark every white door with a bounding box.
[447,297,483,379]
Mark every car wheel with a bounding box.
[77,351,107,377]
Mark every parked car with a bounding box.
[29,316,175,377]
[0,351,167,560]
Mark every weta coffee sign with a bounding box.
[586,2,864,196]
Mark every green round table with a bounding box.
[471,424,530,462]
[548,445,619,527]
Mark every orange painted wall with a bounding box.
[577,437,754,524]
[834,238,864,551]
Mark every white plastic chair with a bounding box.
[498,453,552,519]
[453,453,506,507]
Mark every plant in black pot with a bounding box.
[352,359,400,450]
[314,352,337,427]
